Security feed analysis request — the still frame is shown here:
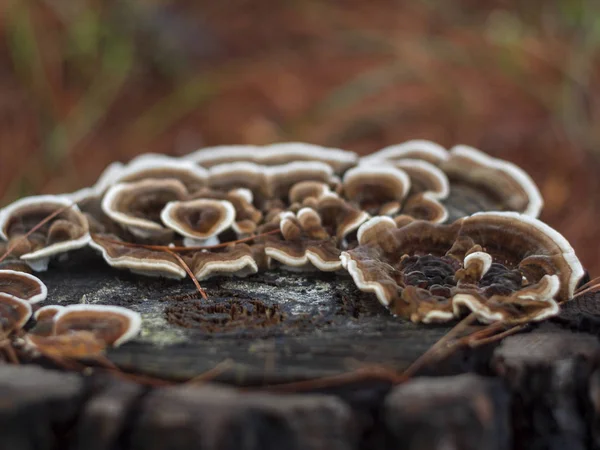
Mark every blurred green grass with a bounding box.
[1,0,600,271]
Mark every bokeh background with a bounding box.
[1,0,599,272]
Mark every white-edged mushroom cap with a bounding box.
[113,154,208,192]
[185,145,260,167]
[34,304,65,322]
[0,195,90,270]
[101,179,188,238]
[445,145,543,218]
[342,166,411,215]
[89,236,186,279]
[0,293,32,332]
[160,199,236,241]
[395,159,450,199]
[360,140,449,165]
[52,304,142,347]
[465,211,584,301]
[187,143,357,173]
[0,270,47,303]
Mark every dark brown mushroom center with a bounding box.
[177,207,222,234]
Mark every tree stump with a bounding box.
[0,248,598,449]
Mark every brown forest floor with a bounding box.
[1,0,600,273]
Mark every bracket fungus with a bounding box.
[0,270,47,303]
[102,179,189,239]
[89,234,187,278]
[0,139,577,344]
[161,198,236,246]
[52,304,142,347]
[264,209,342,271]
[341,212,583,324]
[111,153,208,193]
[441,145,543,219]
[0,195,90,271]
[187,142,358,174]
[0,293,32,334]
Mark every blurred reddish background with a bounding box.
[1,0,599,273]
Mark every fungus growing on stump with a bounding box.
[187,142,358,174]
[89,234,187,278]
[341,212,583,324]
[0,270,47,303]
[111,153,208,193]
[0,195,90,271]
[52,304,142,347]
[161,198,236,246]
[102,179,189,240]
[441,145,543,219]
[0,293,32,334]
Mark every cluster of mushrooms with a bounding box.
[0,140,586,360]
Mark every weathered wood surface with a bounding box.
[36,249,472,383]
[0,248,598,449]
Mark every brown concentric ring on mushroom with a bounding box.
[186,142,358,174]
[289,181,333,204]
[0,270,47,303]
[395,159,450,200]
[52,304,142,347]
[0,293,32,334]
[29,305,65,337]
[441,145,543,219]
[265,210,342,271]
[341,212,583,324]
[102,179,188,240]
[307,192,370,242]
[0,195,90,271]
[89,234,186,279]
[113,154,208,193]
[342,166,411,216]
[186,243,259,280]
[360,140,449,166]
[189,188,263,236]
[161,199,236,246]
[265,161,336,200]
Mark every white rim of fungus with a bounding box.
[360,140,449,165]
[467,211,585,299]
[342,166,412,202]
[421,309,455,324]
[340,252,392,305]
[265,161,334,183]
[395,159,450,199]
[289,181,332,203]
[0,294,32,329]
[187,143,357,173]
[161,199,236,240]
[53,304,142,347]
[356,216,397,246]
[516,274,560,301]
[463,251,493,279]
[0,270,48,303]
[228,188,254,205]
[263,142,358,171]
[194,255,259,280]
[89,239,186,279]
[34,304,65,321]
[265,246,342,272]
[113,154,208,186]
[102,180,188,238]
[449,145,543,218]
[0,195,90,264]
[185,145,260,165]
[451,293,506,323]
